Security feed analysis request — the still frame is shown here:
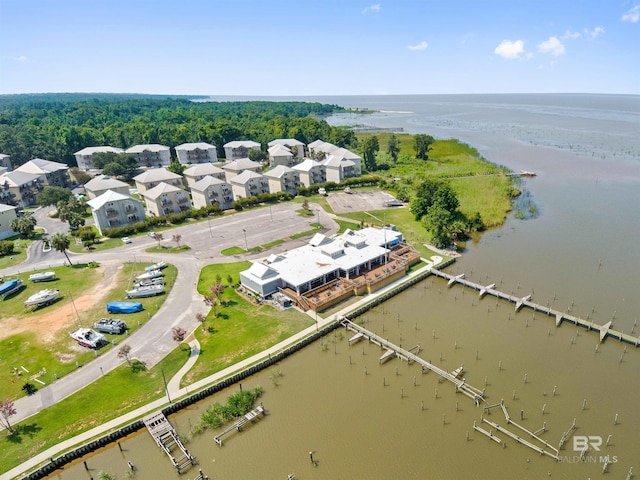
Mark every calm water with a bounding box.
[45,95,640,480]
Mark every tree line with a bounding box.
[0,94,356,167]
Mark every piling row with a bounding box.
[429,268,640,347]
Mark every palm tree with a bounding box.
[51,233,73,265]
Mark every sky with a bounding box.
[0,0,638,96]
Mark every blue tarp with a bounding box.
[106,301,143,314]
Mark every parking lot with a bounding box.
[326,190,399,214]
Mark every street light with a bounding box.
[242,228,248,251]
[207,217,213,238]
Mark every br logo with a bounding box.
[573,435,602,452]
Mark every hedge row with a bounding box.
[104,204,222,238]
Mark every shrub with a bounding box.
[0,240,14,257]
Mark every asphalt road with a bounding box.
[1,202,337,424]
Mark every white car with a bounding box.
[121,237,132,244]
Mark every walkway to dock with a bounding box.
[429,268,640,346]
[214,404,265,446]
[143,412,195,474]
[341,319,485,405]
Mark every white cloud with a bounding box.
[621,4,640,22]
[538,36,566,56]
[561,30,582,40]
[362,4,381,14]
[407,41,429,51]
[494,39,526,60]
[585,26,605,38]
[11,55,29,62]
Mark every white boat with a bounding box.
[144,261,167,271]
[70,328,106,349]
[24,289,60,307]
[135,269,164,281]
[135,276,165,287]
[28,271,56,282]
[126,284,165,298]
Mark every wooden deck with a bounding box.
[429,268,640,347]
[143,412,195,473]
[214,405,265,446]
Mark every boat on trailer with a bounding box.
[24,289,60,307]
[144,261,167,271]
[136,269,164,281]
[126,284,165,298]
[70,328,106,349]
[106,301,143,314]
[29,271,56,282]
[0,279,22,298]
[135,276,165,287]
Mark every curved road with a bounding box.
[1,203,336,425]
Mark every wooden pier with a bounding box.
[477,400,560,460]
[143,412,195,474]
[214,404,265,446]
[429,268,640,347]
[341,319,485,405]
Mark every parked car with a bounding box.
[318,187,327,196]
[121,237,132,244]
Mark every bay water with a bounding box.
[45,94,640,480]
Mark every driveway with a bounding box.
[2,202,338,424]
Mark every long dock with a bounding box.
[429,268,640,346]
[214,404,265,446]
[341,319,485,405]
[143,412,195,473]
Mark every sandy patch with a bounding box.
[0,263,122,343]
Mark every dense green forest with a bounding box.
[0,94,355,167]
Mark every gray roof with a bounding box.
[190,175,229,192]
[175,142,217,151]
[16,158,69,174]
[85,175,129,191]
[268,144,292,156]
[125,144,170,154]
[141,182,186,200]
[0,203,17,213]
[87,190,139,210]
[264,165,295,179]
[223,158,261,172]
[74,146,124,155]
[292,159,321,172]
[183,163,225,177]
[230,170,264,185]
[133,168,182,183]
[223,140,261,149]
[268,138,304,148]
[0,170,40,187]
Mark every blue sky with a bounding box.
[1,0,638,95]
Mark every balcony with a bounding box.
[106,209,119,218]
[161,199,172,206]
[177,196,189,204]
[125,205,136,212]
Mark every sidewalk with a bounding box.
[2,256,444,480]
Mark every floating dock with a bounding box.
[341,319,485,405]
[143,412,195,473]
[429,268,640,346]
[214,404,265,446]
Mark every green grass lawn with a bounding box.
[68,234,124,254]
[0,343,190,474]
[186,262,314,386]
[0,262,177,400]
[145,244,191,254]
[0,230,45,270]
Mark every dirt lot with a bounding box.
[326,190,398,214]
[0,263,120,343]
